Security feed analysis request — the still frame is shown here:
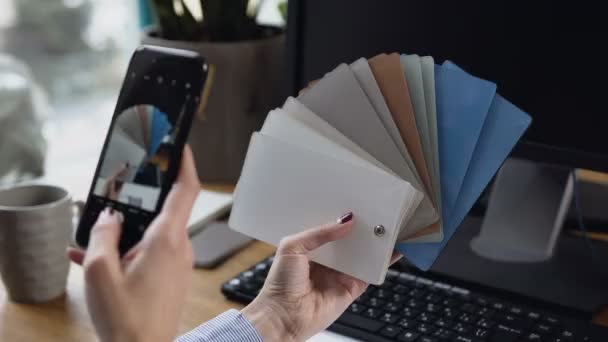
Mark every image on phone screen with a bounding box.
[94,104,182,211]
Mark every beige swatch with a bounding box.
[369,53,439,239]
[369,53,434,200]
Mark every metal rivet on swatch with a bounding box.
[374,225,385,237]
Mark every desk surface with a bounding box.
[2,175,608,341]
[1,239,607,341]
[0,241,274,342]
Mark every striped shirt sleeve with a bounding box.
[176,309,262,342]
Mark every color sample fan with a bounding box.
[229,54,532,284]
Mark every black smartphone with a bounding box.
[75,45,208,254]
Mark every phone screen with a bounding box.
[76,46,207,252]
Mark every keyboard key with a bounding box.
[386,269,399,281]
[402,307,420,318]
[348,303,366,314]
[434,318,453,329]
[337,312,385,333]
[418,312,436,323]
[386,302,403,313]
[417,323,436,334]
[397,318,418,329]
[471,328,490,339]
[443,308,459,319]
[433,282,451,291]
[394,284,410,294]
[477,307,495,318]
[527,311,541,320]
[490,330,519,342]
[451,287,471,296]
[534,323,553,334]
[433,328,454,340]
[454,335,482,342]
[475,296,489,306]
[441,297,460,307]
[508,306,523,315]
[419,336,439,342]
[407,298,424,309]
[559,329,576,340]
[398,330,420,342]
[458,313,477,324]
[364,308,381,318]
[477,318,495,329]
[392,293,406,303]
[497,313,531,330]
[254,262,268,273]
[398,273,417,284]
[425,303,442,313]
[380,325,403,338]
[368,297,386,308]
[425,293,444,304]
[410,288,427,298]
[242,283,259,293]
[523,332,544,341]
[544,316,561,325]
[253,274,266,284]
[380,312,399,324]
[416,276,434,287]
[495,323,523,336]
[453,323,472,334]
[492,302,507,311]
[375,289,391,299]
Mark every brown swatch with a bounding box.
[368,53,434,202]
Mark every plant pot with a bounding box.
[142,28,285,184]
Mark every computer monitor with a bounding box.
[285,0,608,313]
[286,0,608,172]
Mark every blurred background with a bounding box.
[0,0,286,196]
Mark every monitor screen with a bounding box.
[287,0,608,171]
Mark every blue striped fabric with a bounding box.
[176,309,262,342]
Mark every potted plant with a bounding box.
[143,0,286,183]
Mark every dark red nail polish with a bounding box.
[338,212,353,224]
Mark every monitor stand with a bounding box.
[471,158,574,262]
[426,158,608,313]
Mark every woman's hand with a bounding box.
[242,213,371,342]
[68,146,200,342]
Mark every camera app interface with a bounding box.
[93,104,179,211]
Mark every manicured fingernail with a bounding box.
[116,212,124,224]
[97,207,112,222]
[337,212,353,224]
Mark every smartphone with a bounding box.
[75,45,208,254]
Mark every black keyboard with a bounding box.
[222,256,608,342]
[222,257,608,342]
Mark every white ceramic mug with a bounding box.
[0,184,79,303]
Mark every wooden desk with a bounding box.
[0,241,274,342]
[1,237,607,341]
[2,175,608,341]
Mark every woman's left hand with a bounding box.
[241,213,401,342]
